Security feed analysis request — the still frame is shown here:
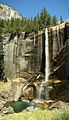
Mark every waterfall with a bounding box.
[45,28,50,81]
[37,28,49,100]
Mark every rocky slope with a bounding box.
[0,3,22,20]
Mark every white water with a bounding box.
[45,28,50,81]
[37,28,50,100]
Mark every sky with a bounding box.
[0,0,69,20]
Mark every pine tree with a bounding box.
[52,15,58,26]
[38,7,51,29]
[60,15,63,23]
[33,14,40,31]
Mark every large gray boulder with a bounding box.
[49,100,69,109]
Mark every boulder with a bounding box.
[1,92,9,99]
[27,85,36,101]
[20,83,37,101]
[11,77,27,101]
[0,103,4,110]
[1,106,14,115]
[23,106,35,112]
[37,102,51,109]
[49,100,69,109]
[23,106,40,112]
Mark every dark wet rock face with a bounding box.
[3,32,44,80]
[2,21,69,81]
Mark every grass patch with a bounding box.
[0,81,11,93]
[0,110,52,120]
[1,109,69,120]
[52,109,69,120]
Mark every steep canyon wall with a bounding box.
[1,21,69,80]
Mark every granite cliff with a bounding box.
[1,21,69,81]
[0,3,22,20]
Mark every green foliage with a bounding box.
[33,7,52,30]
[52,15,58,26]
[60,15,63,23]
[39,7,52,29]
[0,7,60,34]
